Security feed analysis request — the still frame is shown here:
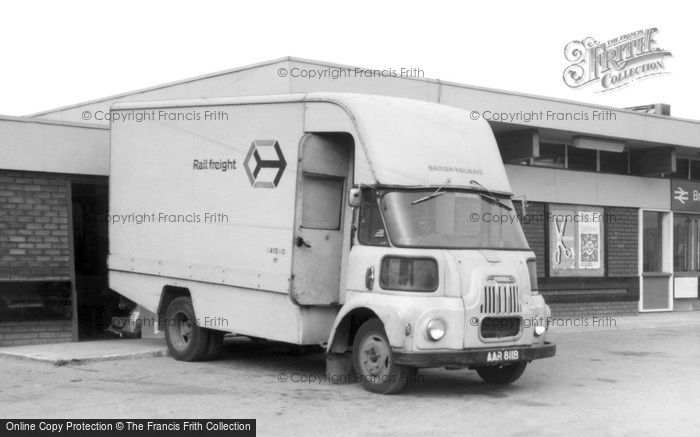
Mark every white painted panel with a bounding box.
[109,102,304,294]
[674,277,699,298]
[506,164,670,209]
[0,119,109,175]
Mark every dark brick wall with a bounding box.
[0,320,72,346]
[606,207,638,276]
[549,301,638,318]
[0,170,70,281]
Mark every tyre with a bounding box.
[352,319,416,394]
[201,330,224,361]
[164,297,209,361]
[475,362,527,385]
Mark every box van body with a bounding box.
[108,92,555,394]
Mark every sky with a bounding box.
[1,0,696,120]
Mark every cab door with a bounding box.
[291,134,353,305]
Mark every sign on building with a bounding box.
[671,179,700,212]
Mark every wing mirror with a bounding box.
[348,187,361,207]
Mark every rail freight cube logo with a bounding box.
[244,140,287,188]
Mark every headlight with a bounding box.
[380,257,438,292]
[533,315,546,337]
[526,258,539,294]
[426,318,446,341]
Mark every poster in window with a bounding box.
[549,204,605,277]
[550,207,576,272]
[578,212,601,269]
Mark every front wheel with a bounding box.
[352,319,416,394]
[475,362,527,385]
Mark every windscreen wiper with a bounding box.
[411,179,450,205]
[469,179,513,211]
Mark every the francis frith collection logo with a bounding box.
[563,28,672,92]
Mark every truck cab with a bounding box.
[328,184,554,393]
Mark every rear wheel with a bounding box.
[475,362,527,385]
[164,297,209,361]
[352,319,416,394]
[201,330,224,361]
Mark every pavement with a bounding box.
[547,311,700,332]
[0,338,168,366]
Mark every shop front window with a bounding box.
[673,214,700,272]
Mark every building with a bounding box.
[0,116,108,345]
[2,57,699,346]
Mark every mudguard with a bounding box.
[326,292,409,353]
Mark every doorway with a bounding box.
[71,182,120,339]
[640,210,672,311]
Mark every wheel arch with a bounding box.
[327,307,378,354]
[327,303,406,353]
[158,285,191,325]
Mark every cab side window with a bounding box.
[358,190,389,246]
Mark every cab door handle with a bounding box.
[296,236,312,248]
[365,266,375,290]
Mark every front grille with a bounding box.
[480,284,521,314]
[480,317,521,338]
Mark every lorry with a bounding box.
[108,92,555,394]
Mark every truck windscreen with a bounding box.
[380,190,530,250]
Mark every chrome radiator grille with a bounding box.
[480,285,521,314]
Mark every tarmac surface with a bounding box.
[1,313,699,436]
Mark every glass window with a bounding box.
[379,257,439,292]
[674,214,700,272]
[0,282,72,322]
[533,143,565,168]
[690,160,700,181]
[568,147,597,171]
[643,211,663,272]
[379,190,529,250]
[301,174,344,230]
[357,190,389,246]
[600,151,629,174]
[671,159,690,179]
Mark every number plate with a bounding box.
[486,349,520,363]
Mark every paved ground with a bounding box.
[1,316,699,436]
[0,338,167,365]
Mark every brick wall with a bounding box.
[0,320,72,346]
[0,170,70,280]
[549,301,638,318]
[606,207,638,276]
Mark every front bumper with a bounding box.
[393,342,556,368]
